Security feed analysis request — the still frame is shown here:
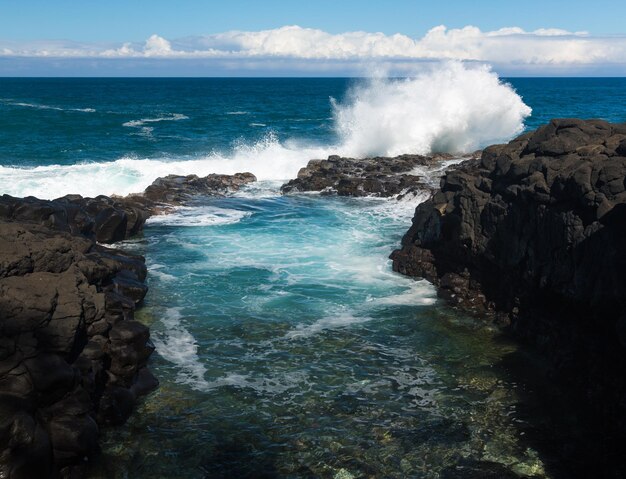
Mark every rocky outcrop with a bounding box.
[0,172,257,244]
[281,154,477,199]
[142,172,256,205]
[0,194,149,245]
[391,119,626,474]
[0,171,256,478]
[0,221,155,478]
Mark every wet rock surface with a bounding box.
[0,222,154,478]
[0,194,150,245]
[0,171,256,244]
[281,154,477,199]
[142,172,257,206]
[391,119,626,475]
[0,172,255,478]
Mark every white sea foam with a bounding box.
[332,62,531,157]
[225,111,250,115]
[146,206,251,227]
[0,63,530,199]
[148,263,177,282]
[0,133,330,199]
[284,312,373,339]
[151,307,210,390]
[367,279,437,307]
[0,99,96,113]
[122,113,189,127]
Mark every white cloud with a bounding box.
[1,25,625,69]
[144,34,173,56]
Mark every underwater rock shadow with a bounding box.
[198,437,283,479]
[495,340,622,479]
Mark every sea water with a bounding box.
[1,65,625,477]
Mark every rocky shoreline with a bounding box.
[0,172,256,478]
[281,153,479,199]
[391,119,626,475]
[3,119,626,476]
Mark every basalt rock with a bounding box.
[0,172,256,244]
[0,171,255,477]
[0,194,148,244]
[391,119,626,474]
[142,172,257,206]
[281,154,478,199]
[0,221,156,478]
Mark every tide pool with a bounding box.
[93,184,545,478]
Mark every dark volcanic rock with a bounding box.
[391,119,626,474]
[0,172,256,244]
[0,194,150,245]
[0,170,256,477]
[0,221,156,478]
[281,154,477,199]
[143,172,257,205]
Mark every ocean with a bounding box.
[1,66,625,477]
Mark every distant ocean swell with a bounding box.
[0,63,530,199]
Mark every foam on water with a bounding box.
[150,307,210,390]
[0,133,331,199]
[122,113,189,128]
[147,263,177,282]
[283,312,373,340]
[0,98,95,112]
[0,63,530,200]
[366,279,437,307]
[202,371,310,395]
[146,206,251,227]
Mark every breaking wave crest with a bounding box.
[0,63,530,199]
[332,62,531,157]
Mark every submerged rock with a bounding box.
[391,118,626,475]
[281,154,478,199]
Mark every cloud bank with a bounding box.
[2,25,626,75]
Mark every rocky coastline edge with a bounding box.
[0,172,256,478]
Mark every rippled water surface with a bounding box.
[95,184,546,478]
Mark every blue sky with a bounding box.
[3,0,626,40]
[1,0,626,76]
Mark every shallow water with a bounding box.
[94,184,547,478]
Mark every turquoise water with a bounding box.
[98,187,545,478]
[2,72,625,477]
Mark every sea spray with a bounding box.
[332,62,532,157]
[0,64,531,199]
[0,135,331,199]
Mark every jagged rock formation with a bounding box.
[142,172,256,205]
[0,222,154,478]
[281,154,477,198]
[391,119,626,474]
[0,172,257,244]
[0,171,256,478]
